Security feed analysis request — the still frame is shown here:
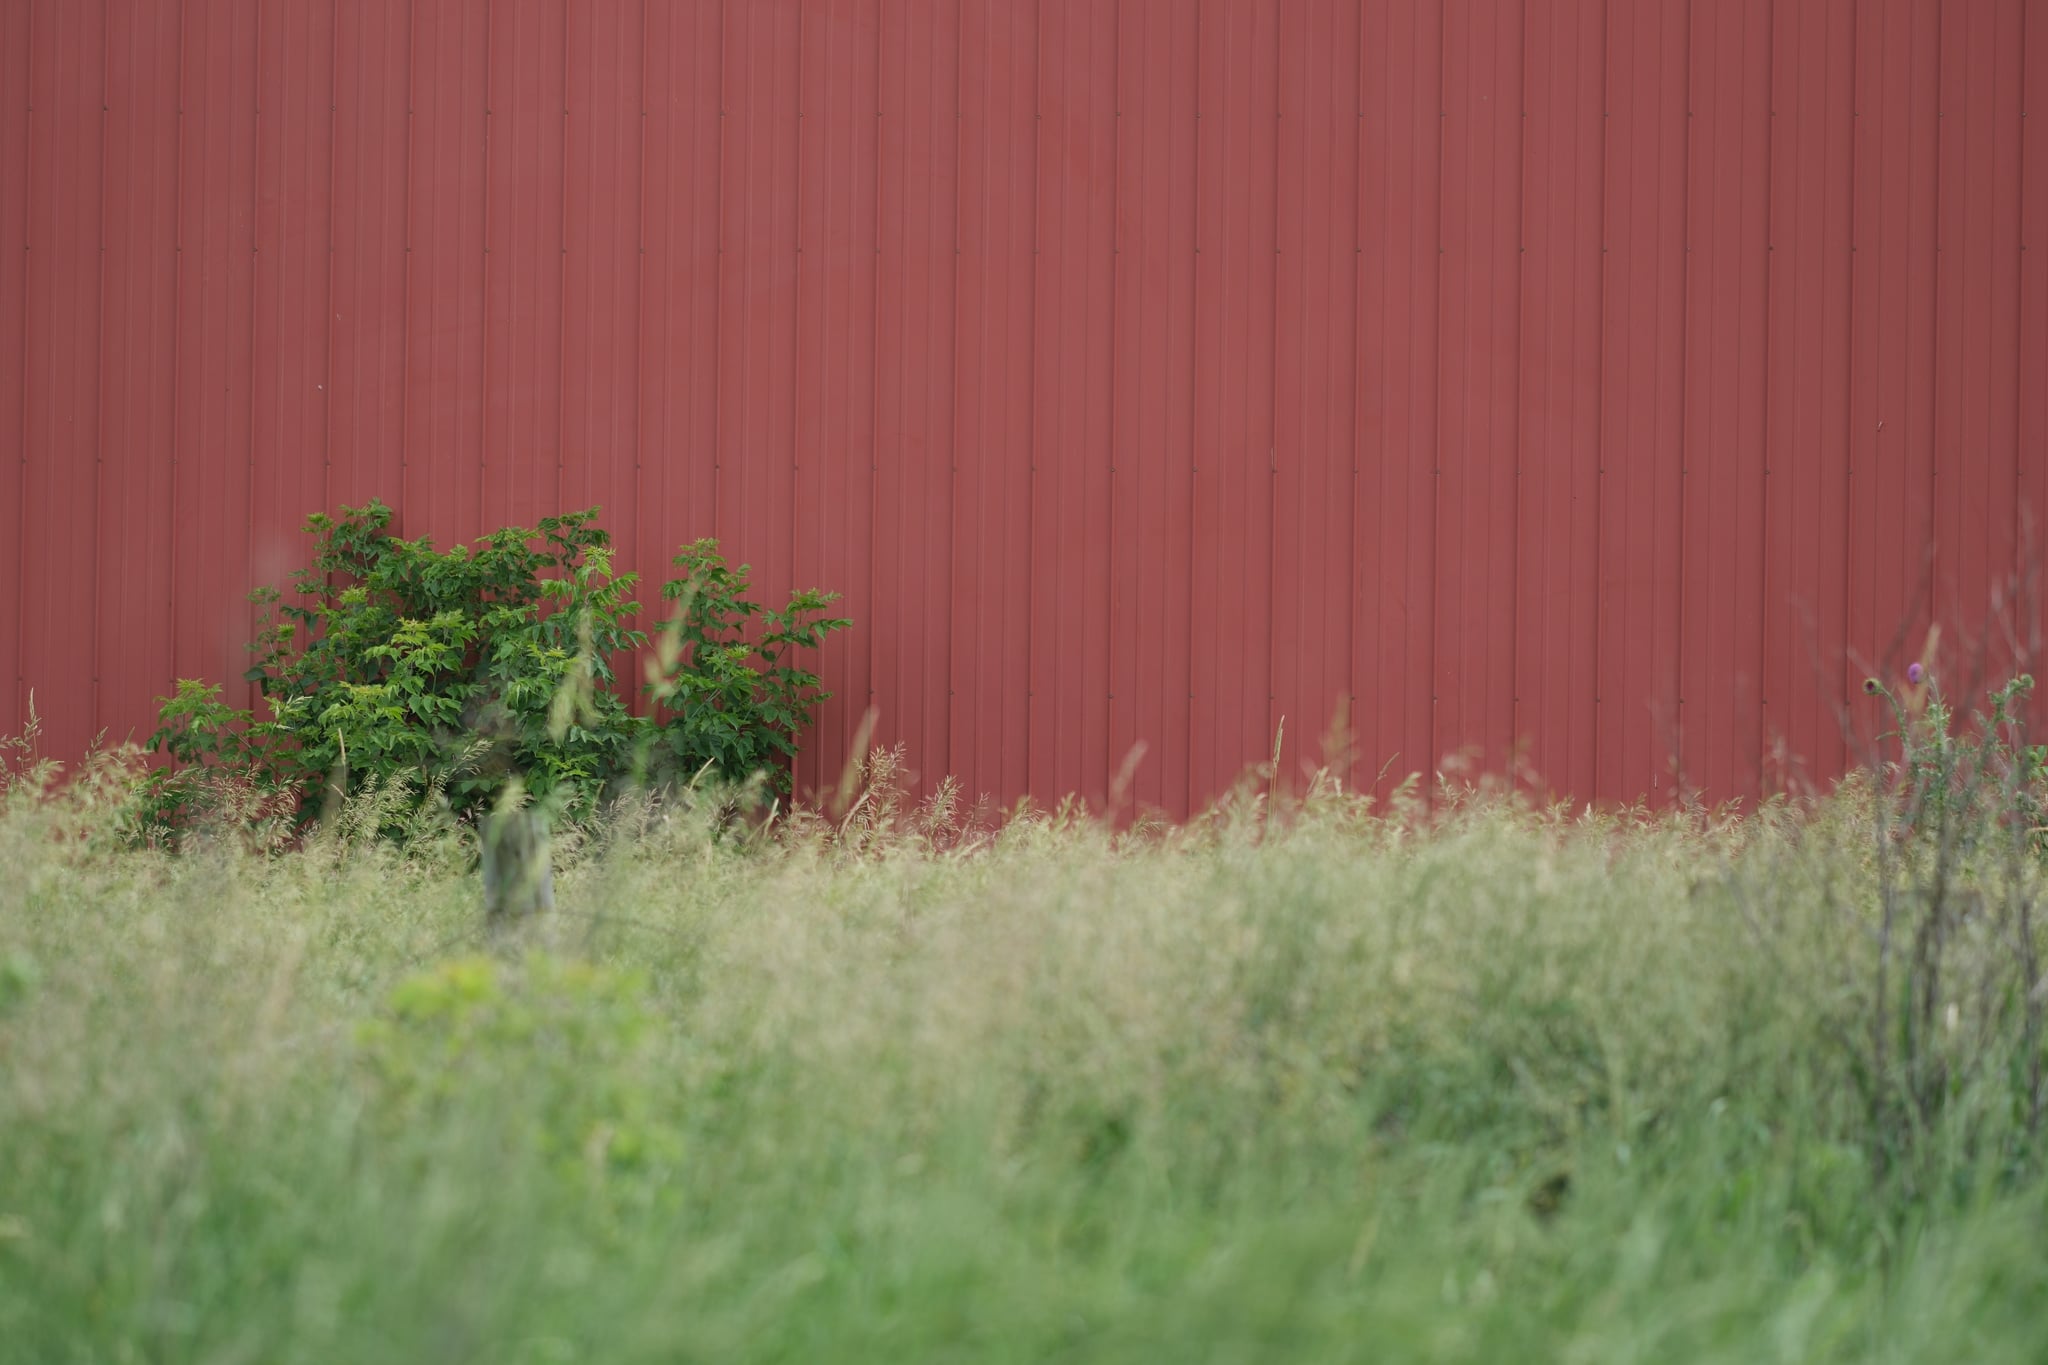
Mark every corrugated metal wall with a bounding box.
[3,0,2045,818]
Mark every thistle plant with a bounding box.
[1848,640,2047,1180]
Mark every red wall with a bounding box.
[3,0,2045,818]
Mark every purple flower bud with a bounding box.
[1907,662,1925,685]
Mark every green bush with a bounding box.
[141,501,849,839]
[648,538,853,797]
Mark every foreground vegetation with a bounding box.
[3,735,2047,1363]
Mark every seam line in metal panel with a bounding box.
[786,0,802,650]
[1015,0,1040,801]
[92,0,110,734]
[711,0,726,550]
[1104,0,1121,806]
[1590,0,1610,800]
[478,0,492,535]
[633,0,648,714]
[1427,0,1446,806]
[792,0,805,685]
[1673,0,1693,797]
[2013,0,2027,654]
[9,1,28,718]
[8,0,28,719]
[166,0,187,694]
[1365,0,1379,785]
[945,0,961,791]
[555,0,568,519]
[402,2,420,521]
[1347,0,1365,795]
[1839,0,1856,726]
[1024,0,1040,802]
[1755,0,1775,799]
[1928,0,1943,637]
[865,0,882,788]
[946,0,962,794]
[1334,0,1358,794]
[320,0,335,527]
[1510,0,1529,788]
[1266,0,1281,791]
[1183,0,1199,818]
[244,0,262,713]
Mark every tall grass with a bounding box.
[1,755,2045,1363]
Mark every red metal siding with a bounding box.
[1189,0,1279,806]
[953,0,1036,804]
[791,0,880,796]
[2028,0,2048,734]
[1934,0,2026,689]
[250,3,336,615]
[406,0,488,551]
[22,1,104,760]
[1355,0,1444,804]
[871,0,958,798]
[1433,0,1520,784]
[1274,0,1361,789]
[1516,0,1603,802]
[1110,0,1198,813]
[1762,0,1855,791]
[1032,0,1117,809]
[98,0,181,749]
[1596,0,1687,805]
[1848,0,1939,759]
[481,0,565,531]
[4,0,2044,819]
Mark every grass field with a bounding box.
[2,765,2046,1363]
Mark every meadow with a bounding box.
[2,754,2046,1363]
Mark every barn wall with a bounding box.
[3,0,2044,817]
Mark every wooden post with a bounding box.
[481,805,554,925]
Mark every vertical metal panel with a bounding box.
[638,0,723,655]
[7,0,2046,814]
[98,0,181,747]
[1354,0,1444,804]
[250,1,336,607]
[327,0,407,515]
[1108,0,1197,818]
[169,0,258,709]
[1434,0,1522,783]
[561,0,642,566]
[1595,0,1686,805]
[20,0,105,760]
[870,0,958,801]
[1189,0,1279,810]
[480,0,565,531]
[792,0,881,796]
[1761,0,1855,790]
[557,0,644,710]
[717,0,802,678]
[1272,0,1361,793]
[1029,0,1116,809]
[0,0,26,747]
[1932,0,2025,685]
[1848,0,1939,752]
[404,0,488,549]
[2023,0,2048,732]
[1678,0,1772,802]
[1514,0,1602,802]
[952,0,1036,807]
